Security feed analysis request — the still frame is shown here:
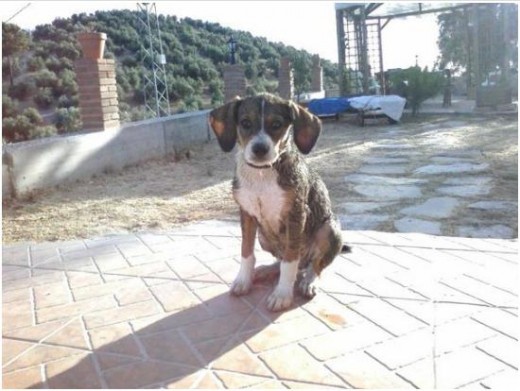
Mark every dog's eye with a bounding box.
[240,119,252,129]
[271,121,282,130]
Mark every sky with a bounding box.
[2,1,441,69]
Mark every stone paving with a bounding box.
[2,220,518,389]
[339,116,518,239]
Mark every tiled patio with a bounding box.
[2,220,518,389]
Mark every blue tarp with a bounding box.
[307,97,352,117]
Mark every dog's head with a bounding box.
[209,93,321,168]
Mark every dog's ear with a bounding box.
[290,102,322,154]
[209,98,241,152]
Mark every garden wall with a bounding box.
[2,110,213,198]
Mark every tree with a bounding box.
[291,52,311,101]
[437,4,518,83]
[389,67,443,116]
[2,22,30,86]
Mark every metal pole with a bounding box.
[360,9,370,94]
[472,4,481,91]
[336,9,346,96]
[145,4,160,117]
[377,17,385,95]
[154,3,170,115]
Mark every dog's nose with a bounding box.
[252,142,269,157]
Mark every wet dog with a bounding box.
[209,93,348,311]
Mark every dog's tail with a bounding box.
[341,244,352,254]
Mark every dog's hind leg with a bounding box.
[297,264,319,298]
[297,220,343,299]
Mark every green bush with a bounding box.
[29,125,57,139]
[55,107,82,133]
[33,69,59,89]
[2,94,19,118]
[8,79,36,101]
[2,109,55,142]
[57,94,77,108]
[389,66,444,115]
[27,56,46,72]
[22,107,43,125]
[33,87,54,109]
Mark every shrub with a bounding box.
[57,95,77,108]
[2,114,32,141]
[2,117,18,141]
[27,56,46,72]
[8,79,36,101]
[33,87,54,109]
[3,109,57,142]
[29,125,57,139]
[22,107,43,125]
[2,95,19,118]
[33,69,59,89]
[389,66,444,115]
[55,107,82,133]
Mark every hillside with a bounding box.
[2,9,339,142]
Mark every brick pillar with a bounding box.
[223,64,246,102]
[278,57,294,100]
[311,55,323,92]
[75,58,120,132]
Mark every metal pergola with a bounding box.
[335,2,516,101]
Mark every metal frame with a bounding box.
[137,2,171,118]
[335,2,502,97]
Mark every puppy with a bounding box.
[209,93,347,312]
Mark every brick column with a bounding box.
[311,55,323,92]
[223,64,246,102]
[75,58,120,132]
[278,57,294,100]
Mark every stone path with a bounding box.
[2,220,518,389]
[339,118,518,239]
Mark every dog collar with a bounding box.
[246,161,273,169]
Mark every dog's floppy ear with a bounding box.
[290,102,322,154]
[209,97,241,152]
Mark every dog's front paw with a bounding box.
[266,286,293,312]
[230,276,252,296]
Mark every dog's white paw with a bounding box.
[266,286,293,312]
[230,276,252,296]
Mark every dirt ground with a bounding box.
[2,114,518,243]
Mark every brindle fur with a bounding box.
[210,93,346,308]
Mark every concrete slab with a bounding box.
[354,184,422,201]
[341,202,396,214]
[437,185,491,197]
[363,157,410,164]
[358,165,409,175]
[443,177,492,186]
[339,214,390,230]
[414,163,490,175]
[372,144,414,150]
[346,174,427,186]
[394,217,442,235]
[468,201,517,210]
[457,225,515,239]
[400,197,460,219]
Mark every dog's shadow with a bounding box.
[28,278,310,389]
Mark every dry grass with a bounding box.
[2,114,517,243]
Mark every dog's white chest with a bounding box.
[234,167,286,232]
